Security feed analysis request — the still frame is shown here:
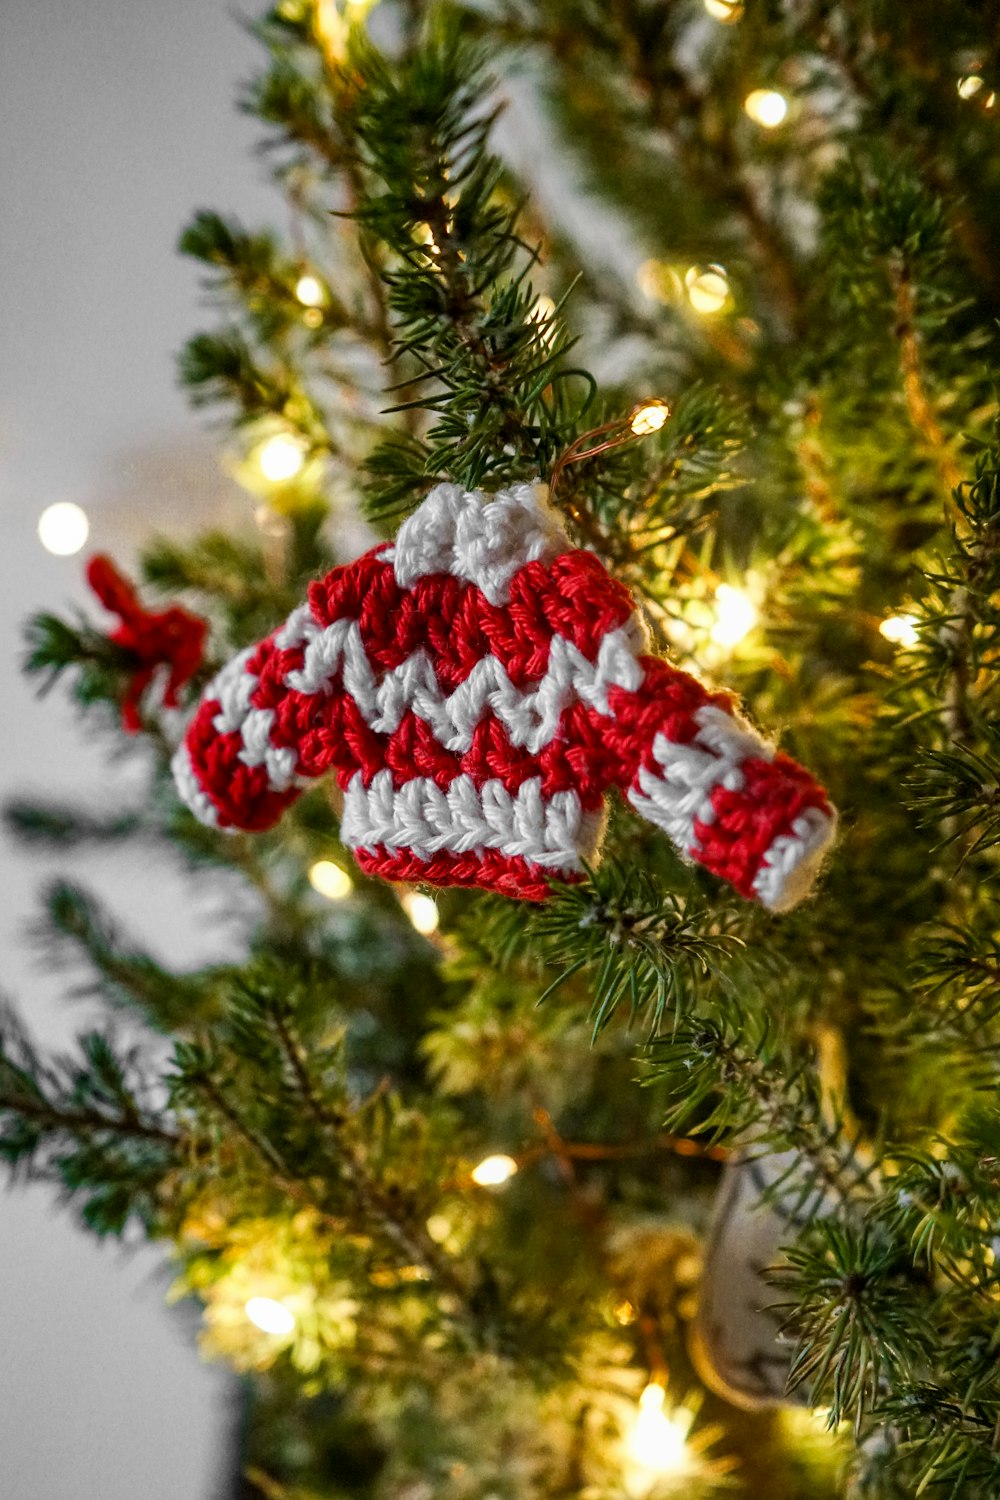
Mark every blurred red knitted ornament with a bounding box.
[87,555,207,733]
[173,481,836,908]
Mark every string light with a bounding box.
[255,433,307,483]
[630,401,671,437]
[426,1214,454,1245]
[308,859,353,900]
[529,294,556,323]
[401,891,439,934]
[471,1153,519,1186]
[245,1296,296,1336]
[413,223,440,258]
[703,0,742,20]
[744,88,788,128]
[685,265,730,314]
[37,501,89,556]
[295,273,325,307]
[710,584,758,647]
[528,294,558,347]
[782,1402,846,1440]
[624,1383,693,1494]
[958,72,985,99]
[880,614,919,648]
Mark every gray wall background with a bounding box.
[1,3,286,1495]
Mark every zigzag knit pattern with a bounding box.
[173,480,836,910]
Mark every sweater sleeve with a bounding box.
[600,654,836,911]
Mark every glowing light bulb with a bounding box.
[309,859,353,900]
[256,433,307,483]
[245,1297,296,1336]
[880,614,919,648]
[625,1384,693,1487]
[426,1213,453,1244]
[958,73,985,99]
[630,401,671,437]
[401,891,439,934]
[530,294,556,322]
[471,1153,519,1186]
[37,501,90,556]
[711,584,758,646]
[295,273,325,307]
[413,223,440,257]
[703,0,742,20]
[685,265,730,314]
[528,294,558,348]
[744,88,788,128]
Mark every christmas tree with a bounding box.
[7,2,1000,1494]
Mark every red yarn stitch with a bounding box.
[694,755,830,898]
[87,555,207,733]
[354,844,557,902]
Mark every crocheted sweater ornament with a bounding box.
[173,481,836,910]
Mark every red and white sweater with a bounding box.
[173,480,835,909]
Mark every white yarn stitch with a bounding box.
[209,646,259,734]
[627,703,762,855]
[171,743,222,829]
[388,479,567,604]
[217,621,647,773]
[341,770,604,871]
[753,805,837,912]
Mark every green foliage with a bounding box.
[779,1220,929,1430]
[0,1002,176,1234]
[4,797,143,847]
[34,878,231,1031]
[23,610,137,718]
[527,861,742,1036]
[348,25,592,517]
[14,1,1000,1495]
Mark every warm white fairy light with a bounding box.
[744,88,788,128]
[630,401,671,437]
[624,1383,693,1494]
[685,265,730,314]
[295,273,325,307]
[426,1213,453,1245]
[703,0,742,20]
[710,584,758,646]
[880,614,919,648]
[245,1297,296,1336]
[528,294,558,348]
[471,1153,519,1187]
[308,859,353,900]
[958,73,985,100]
[256,432,307,483]
[401,891,439,934]
[37,501,90,556]
[413,222,440,257]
